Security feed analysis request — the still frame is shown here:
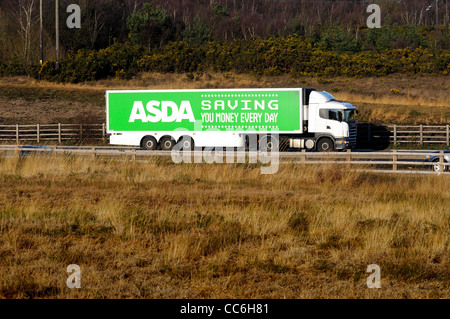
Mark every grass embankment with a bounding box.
[0,74,449,125]
[0,155,448,298]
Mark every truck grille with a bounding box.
[348,123,357,148]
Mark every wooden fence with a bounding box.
[0,123,448,147]
[349,124,449,148]
[0,123,106,143]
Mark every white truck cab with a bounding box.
[307,91,357,151]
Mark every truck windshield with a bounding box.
[319,109,355,122]
[344,110,355,122]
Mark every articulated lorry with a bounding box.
[106,88,357,152]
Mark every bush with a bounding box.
[2,35,447,83]
[137,36,450,77]
[0,57,26,76]
[32,42,145,83]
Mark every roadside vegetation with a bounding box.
[0,155,448,298]
[0,74,448,126]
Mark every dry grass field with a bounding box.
[0,154,448,298]
[0,73,449,125]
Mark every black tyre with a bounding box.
[141,136,157,150]
[160,136,176,151]
[178,136,194,151]
[317,138,334,152]
[245,135,258,151]
[259,135,279,152]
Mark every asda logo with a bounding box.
[129,101,195,123]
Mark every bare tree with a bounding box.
[79,0,107,49]
[8,0,38,64]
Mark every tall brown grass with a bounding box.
[0,154,448,298]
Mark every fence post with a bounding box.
[58,123,62,144]
[92,147,96,159]
[131,148,136,161]
[419,125,423,145]
[52,146,57,156]
[80,124,83,141]
[37,124,40,143]
[393,149,398,171]
[346,149,351,168]
[301,149,306,162]
[102,123,106,144]
[439,150,444,173]
[393,124,397,146]
[16,124,19,144]
[447,125,449,146]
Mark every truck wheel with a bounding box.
[179,136,194,151]
[245,135,258,151]
[160,136,175,151]
[141,136,157,150]
[317,138,334,152]
[260,135,279,152]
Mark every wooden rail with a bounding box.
[0,123,106,143]
[0,146,448,173]
[0,123,449,147]
[358,123,450,147]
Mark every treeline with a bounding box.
[0,0,449,81]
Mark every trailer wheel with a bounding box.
[160,136,176,151]
[141,136,157,150]
[178,136,194,151]
[245,135,258,151]
[317,138,334,152]
[259,135,279,152]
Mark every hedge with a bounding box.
[1,37,448,82]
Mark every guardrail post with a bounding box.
[439,150,444,173]
[16,124,19,144]
[393,149,398,171]
[346,149,351,168]
[37,124,40,143]
[58,123,62,144]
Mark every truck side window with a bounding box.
[329,110,338,121]
[319,109,329,119]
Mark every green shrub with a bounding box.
[2,35,446,83]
